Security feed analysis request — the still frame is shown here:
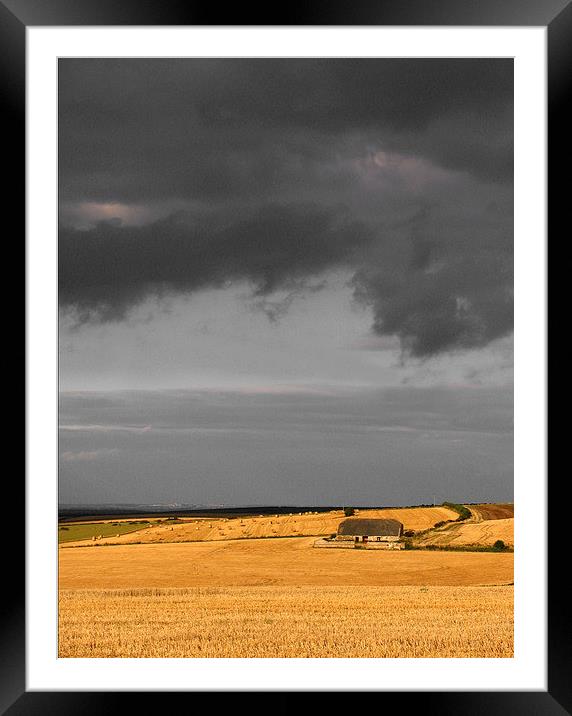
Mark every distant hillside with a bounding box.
[59,505,459,546]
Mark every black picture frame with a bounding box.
[9,0,563,711]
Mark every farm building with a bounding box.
[336,518,403,543]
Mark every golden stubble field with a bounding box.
[59,585,514,658]
[413,518,514,548]
[58,506,514,658]
[59,536,513,589]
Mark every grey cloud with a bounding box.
[352,258,513,358]
[59,191,513,357]
[59,386,513,437]
[350,194,513,357]
[59,58,513,202]
[58,387,513,505]
[249,281,327,324]
[59,58,513,358]
[59,203,374,323]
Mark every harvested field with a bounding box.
[467,504,514,521]
[414,518,514,548]
[58,536,513,589]
[58,585,514,658]
[59,506,458,547]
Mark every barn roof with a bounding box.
[337,518,403,536]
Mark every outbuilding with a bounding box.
[336,518,403,543]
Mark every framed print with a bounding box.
[11,0,563,711]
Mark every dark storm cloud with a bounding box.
[59,203,374,323]
[59,58,513,357]
[59,58,513,200]
[351,240,513,358]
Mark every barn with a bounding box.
[336,518,403,543]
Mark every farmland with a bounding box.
[467,503,514,521]
[412,518,514,549]
[59,536,513,589]
[59,505,458,547]
[58,503,514,658]
[59,585,513,658]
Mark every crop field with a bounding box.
[468,504,514,521]
[58,506,514,659]
[59,536,513,589]
[59,506,458,547]
[58,584,513,658]
[413,518,514,548]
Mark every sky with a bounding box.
[58,58,513,507]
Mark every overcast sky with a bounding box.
[58,59,513,507]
